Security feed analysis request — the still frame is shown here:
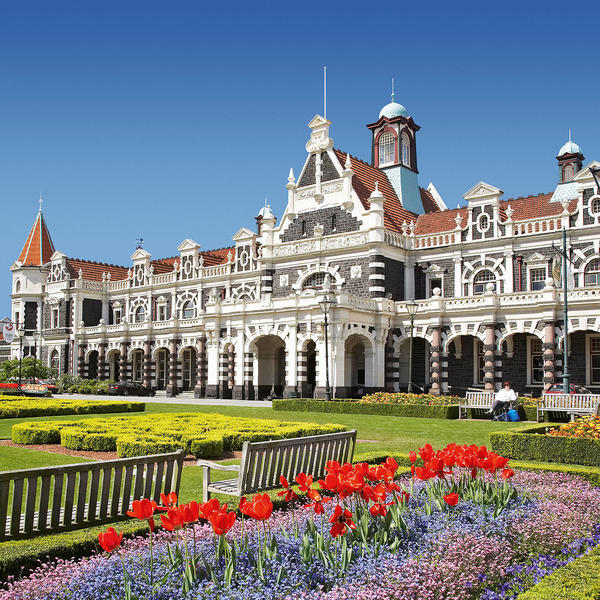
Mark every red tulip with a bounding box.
[160,507,185,531]
[419,443,434,462]
[208,509,236,535]
[127,498,157,520]
[501,468,515,479]
[199,498,222,520]
[98,526,123,553]
[181,501,200,524]
[408,451,417,463]
[383,457,398,475]
[294,473,313,492]
[318,473,340,493]
[328,505,356,537]
[304,488,331,514]
[159,491,178,509]
[443,493,459,507]
[240,493,273,520]
[369,503,388,517]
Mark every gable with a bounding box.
[297,152,341,187]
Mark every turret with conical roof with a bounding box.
[17,201,55,266]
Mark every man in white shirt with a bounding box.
[487,381,517,415]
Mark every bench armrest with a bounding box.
[196,460,240,472]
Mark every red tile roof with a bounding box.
[200,247,233,266]
[415,207,467,235]
[66,258,129,281]
[419,187,441,213]
[17,211,55,266]
[333,149,417,232]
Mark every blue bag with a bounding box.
[507,409,520,422]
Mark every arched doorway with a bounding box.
[345,334,370,398]
[220,343,235,399]
[446,335,483,396]
[88,350,99,380]
[50,349,60,375]
[396,336,430,393]
[155,348,169,390]
[304,340,316,398]
[181,347,197,391]
[254,335,286,400]
[107,350,120,382]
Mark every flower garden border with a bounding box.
[490,423,600,467]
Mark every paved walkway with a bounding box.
[63,393,273,408]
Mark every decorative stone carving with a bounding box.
[350,265,362,279]
[279,274,289,287]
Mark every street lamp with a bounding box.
[319,292,335,401]
[405,299,419,393]
[33,330,41,382]
[17,323,25,390]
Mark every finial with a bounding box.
[375,181,379,192]
[391,77,395,103]
[288,167,295,183]
[345,152,352,169]
[38,193,43,213]
[136,237,144,249]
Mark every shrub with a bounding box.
[0,399,144,419]
[272,399,459,419]
[517,544,600,599]
[490,424,600,467]
[13,413,347,458]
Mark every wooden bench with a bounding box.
[198,430,356,502]
[538,394,600,422]
[0,450,185,540]
[459,391,495,419]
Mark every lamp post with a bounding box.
[17,323,25,390]
[33,330,41,382]
[319,292,335,401]
[405,299,419,393]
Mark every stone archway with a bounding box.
[253,335,287,400]
[107,349,120,382]
[87,350,99,380]
[344,334,372,398]
[446,335,483,396]
[396,336,430,393]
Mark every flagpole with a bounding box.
[562,227,570,394]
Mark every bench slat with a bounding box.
[122,465,134,514]
[133,463,145,501]
[50,474,63,530]
[76,471,89,523]
[10,479,24,536]
[164,460,175,496]
[87,469,101,521]
[143,462,155,501]
[38,475,51,532]
[23,477,38,534]
[99,468,112,519]
[63,472,77,527]
[153,461,164,503]
[0,481,9,541]
[111,467,123,517]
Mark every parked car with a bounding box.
[107,381,155,397]
[545,383,592,395]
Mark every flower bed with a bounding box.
[490,423,600,466]
[360,392,461,406]
[3,444,600,600]
[273,398,459,419]
[11,414,347,458]
[546,415,600,440]
[0,399,145,419]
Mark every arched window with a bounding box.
[378,131,395,167]
[302,272,328,290]
[401,131,411,167]
[591,198,600,216]
[584,258,600,287]
[473,269,495,295]
[15,280,21,293]
[181,301,195,319]
[134,306,146,323]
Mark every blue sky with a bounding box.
[1,0,598,316]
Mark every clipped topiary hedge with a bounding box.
[0,399,145,419]
[273,399,459,419]
[490,423,600,467]
[516,544,600,599]
[12,413,347,459]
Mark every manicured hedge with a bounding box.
[273,399,459,419]
[490,424,600,467]
[517,544,600,599]
[12,414,347,458]
[0,399,145,419]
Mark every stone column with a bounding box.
[166,338,178,397]
[483,324,496,392]
[77,344,85,378]
[385,338,398,392]
[368,254,386,299]
[429,327,442,395]
[98,343,106,380]
[297,347,310,397]
[284,339,297,398]
[205,336,220,398]
[232,332,245,400]
[143,339,152,389]
[119,341,128,381]
[543,321,555,390]
[244,351,254,399]
[194,337,207,398]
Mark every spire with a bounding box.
[391,77,395,103]
[17,204,56,266]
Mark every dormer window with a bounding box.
[401,131,411,167]
[378,131,395,167]
[561,163,575,182]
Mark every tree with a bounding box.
[0,357,56,382]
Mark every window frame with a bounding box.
[181,301,195,320]
[528,266,547,291]
[134,305,146,323]
[473,339,485,386]
[401,131,411,167]
[472,269,496,295]
[132,350,143,382]
[378,131,396,167]
[584,258,600,287]
[587,335,600,386]
[51,308,59,329]
[528,337,544,386]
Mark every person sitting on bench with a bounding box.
[487,381,517,415]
